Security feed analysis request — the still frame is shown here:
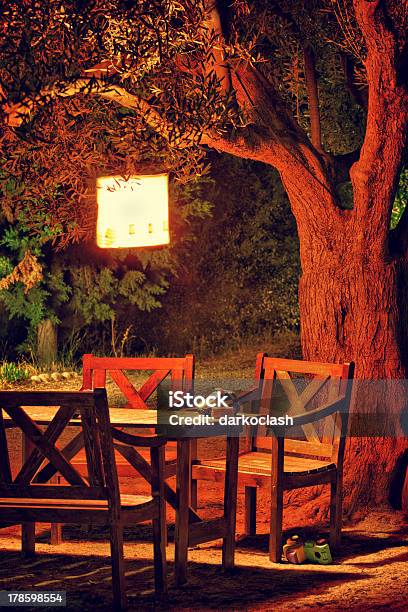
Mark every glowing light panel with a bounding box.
[96,174,169,248]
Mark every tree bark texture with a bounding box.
[211,52,408,512]
[37,318,57,366]
[284,168,408,512]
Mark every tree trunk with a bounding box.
[37,318,58,366]
[281,165,408,515]
[213,81,408,515]
[299,254,408,510]
[209,7,408,517]
[299,259,406,379]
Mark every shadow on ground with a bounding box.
[0,546,367,611]
[1,515,407,611]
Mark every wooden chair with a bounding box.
[0,389,167,609]
[79,354,238,586]
[192,355,355,562]
[80,353,195,481]
[50,355,194,546]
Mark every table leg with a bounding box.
[21,434,35,557]
[190,439,198,510]
[50,474,63,546]
[174,439,191,586]
[222,435,239,569]
[50,522,62,545]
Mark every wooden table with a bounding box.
[3,406,239,585]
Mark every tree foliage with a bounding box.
[0,0,370,236]
[0,0,240,246]
[391,169,408,229]
[0,0,406,231]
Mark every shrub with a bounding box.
[141,154,301,355]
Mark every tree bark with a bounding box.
[303,47,323,153]
[204,48,408,513]
[285,175,408,513]
[299,259,405,378]
[37,318,58,366]
[278,0,408,513]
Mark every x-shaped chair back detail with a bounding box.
[81,354,194,408]
[0,389,120,515]
[250,354,354,463]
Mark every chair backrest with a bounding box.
[250,354,354,464]
[0,389,120,513]
[81,354,195,409]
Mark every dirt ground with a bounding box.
[1,343,407,610]
[1,506,407,611]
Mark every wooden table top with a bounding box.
[2,406,158,428]
[2,407,242,439]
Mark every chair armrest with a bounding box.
[111,428,166,447]
[235,386,259,405]
[286,394,347,429]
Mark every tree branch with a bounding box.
[3,64,340,231]
[211,2,325,165]
[202,0,231,94]
[349,0,408,254]
[2,0,342,230]
[303,46,323,153]
[2,75,256,159]
[3,78,174,136]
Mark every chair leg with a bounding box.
[22,435,35,558]
[22,523,35,558]
[190,439,198,511]
[330,473,343,549]
[244,486,257,536]
[222,436,239,570]
[51,523,62,546]
[152,499,167,599]
[109,523,127,610]
[269,483,283,562]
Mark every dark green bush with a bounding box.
[142,154,300,355]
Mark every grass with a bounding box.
[0,362,30,385]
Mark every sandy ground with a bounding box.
[1,507,407,611]
[1,343,407,610]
